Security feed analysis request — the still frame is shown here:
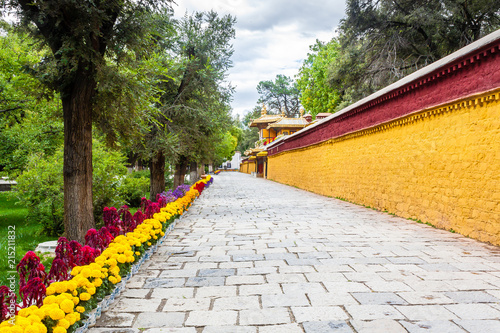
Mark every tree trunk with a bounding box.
[150,151,166,201]
[62,67,96,244]
[189,161,198,185]
[173,156,188,188]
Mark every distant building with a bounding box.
[222,151,242,170]
[241,105,311,178]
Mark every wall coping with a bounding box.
[266,28,500,151]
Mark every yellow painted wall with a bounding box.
[239,161,256,174]
[268,91,500,245]
[261,128,277,139]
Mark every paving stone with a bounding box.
[195,285,237,298]
[143,278,186,289]
[109,298,162,312]
[142,328,197,333]
[239,308,291,325]
[444,291,500,303]
[212,296,260,310]
[151,287,195,299]
[163,298,211,311]
[445,304,500,319]
[133,312,185,328]
[87,329,140,333]
[202,326,256,333]
[302,321,354,333]
[159,269,198,278]
[286,258,321,266]
[237,267,277,275]
[345,305,406,320]
[225,275,265,285]
[198,268,235,277]
[262,293,310,307]
[308,292,358,306]
[282,282,326,294]
[323,281,371,293]
[121,289,150,298]
[232,254,265,261]
[351,319,407,333]
[95,312,136,327]
[266,273,307,283]
[239,283,283,296]
[395,305,458,320]
[258,323,303,333]
[185,310,237,326]
[399,320,466,333]
[453,319,500,333]
[292,306,348,322]
[185,277,225,287]
[352,292,408,305]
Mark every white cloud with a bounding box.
[173,0,346,116]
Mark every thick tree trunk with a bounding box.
[189,161,198,185]
[150,151,166,201]
[173,156,188,188]
[62,68,96,244]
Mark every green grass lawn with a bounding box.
[0,192,57,294]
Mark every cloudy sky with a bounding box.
[172,0,347,117]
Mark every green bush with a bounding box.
[15,152,64,236]
[16,139,129,236]
[119,175,149,208]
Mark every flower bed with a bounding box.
[0,176,213,333]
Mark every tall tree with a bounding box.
[330,0,500,105]
[147,11,235,193]
[296,39,340,117]
[2,0,172,242]
[257,75,301,117]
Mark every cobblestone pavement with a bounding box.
[90,172,500,333]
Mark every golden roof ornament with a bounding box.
[300,108,305,117]
[261,104,267,115]
[281,108,285,117]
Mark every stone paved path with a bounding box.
[90,172,500,333]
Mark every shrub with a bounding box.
[16,139,129,236]
[119,175,149,207]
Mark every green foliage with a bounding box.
[0,192,56,294]
[330,0,500,105]
[15,151,65,236]
[91,139,128,223]
[296,39,340,117]
[119,175,150,208]
[213,131,238,165]
[257,75,301,117]
[0,27,63,175]
[15,139,132,235]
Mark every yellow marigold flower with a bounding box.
[135,251,140,256]
[65,313,76,325]
[74,312,81,322]
[72,290,78,297]
[53,327,66,333]
[11,326,23,333]
[76,306,85,313]
[127,256,135,262]
[93,278,103,287]
[43,295,57,305]
[24,325,38,333]
[36,322,48,333]
[70,266,81,276]
[80,267,92,278]
[34,309,45,319]
[45,285,56,296]
[108,276,117,284]
[116,275,122,283]
[58,318,70,329]
[86,287,96,295]
[72,297,79,305]
[117,254,127,264]
[27,314,41,323]
[18,308,30,317]
[66,281,77,292]
[79,293,91,301]
[60,299,74,314]
[49,308,65,321]
[55,282,67,294]
[91,269,101,278]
